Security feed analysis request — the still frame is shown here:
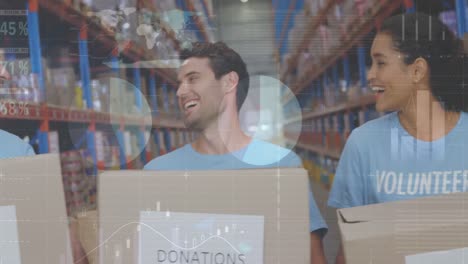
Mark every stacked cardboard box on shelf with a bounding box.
[317,25,330,56]
[327,4,346,46]
[287,11,307,53]
[108,73,126,114]
[0,52,47,103]
[49,67,77,108]
[287,0,386,85]
[341,0,360,35]
[191,0,215,41]
[91,78,109,112]
[297,51,315,80]
[0,53,83,109]
[305,0,326,16]
[322,77,337,107]
[124,82,138,114]
[47,66,124,111]
[308,34,322,65]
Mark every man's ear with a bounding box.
[221,71,239,94]
[411,57,429,84]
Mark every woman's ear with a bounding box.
[411,57,429,84]
[222,71,239,94]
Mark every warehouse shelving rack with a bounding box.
[278,0,468,188]
[0,0,214,171]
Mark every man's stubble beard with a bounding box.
[184,108,221,133]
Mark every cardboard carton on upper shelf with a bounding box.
[0,54,47,103]
[50,67,77,108]
[318,25,331,56]
[297,52,314,80]
[94,73,119,112]
[125,83,138,113]
[287,11,307,52]
[327,3,343,26]
[341,0,367,40]
[308,35,322,65]
[338,192,468,264]
[329,22,344,51]
[43,63,58,105]
[107,74,127,115]
[323,78,337,107]
[305,0,326,16]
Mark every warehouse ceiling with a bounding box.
[212,0,277,77]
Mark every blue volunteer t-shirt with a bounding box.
[328,111,468,208]
[145,138,328,234]
[0,129,35,158]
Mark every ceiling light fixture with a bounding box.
[240,0,248,3]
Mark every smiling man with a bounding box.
[144,42,327,263]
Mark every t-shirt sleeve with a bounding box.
[283,152,303,167]
[308,185,328,234]
[25,144,35,156]
[282,151,328,233]
[327,131,366,208]
[143,159,156,170]
[143,148,187,171]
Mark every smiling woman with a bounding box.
[367,32,419,112]
[328,12,468,264]
[376,13,467,113]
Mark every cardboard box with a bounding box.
[338,192,468,264]
[76,210,98,264]
[98,168,311,264]
[0,154,72,263]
